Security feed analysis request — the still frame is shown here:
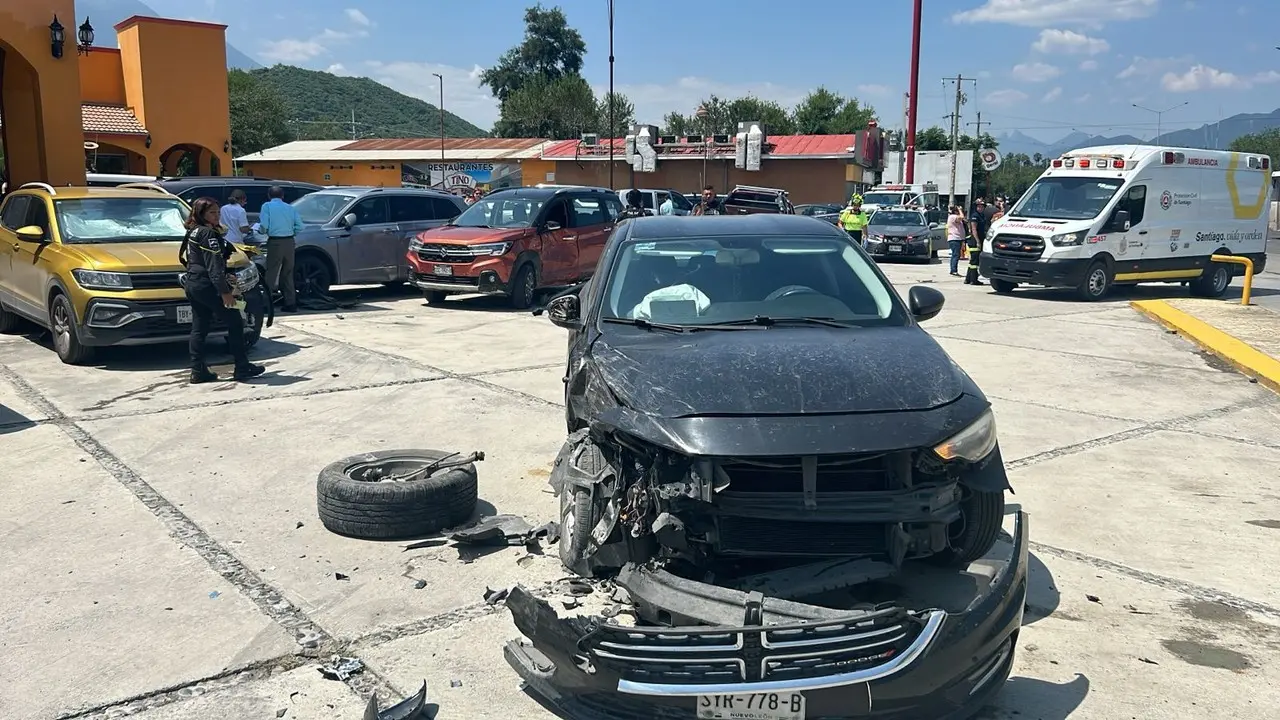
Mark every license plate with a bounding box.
[887,245,902,253]
[433,264,453,276]
[696,692,805,720]
[175,305,192,324]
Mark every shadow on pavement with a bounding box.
[976,673,1090,720]
[427,294,528,314]
[1005,282,1280,304]
[0,404,36,435]
[89,336,304,373]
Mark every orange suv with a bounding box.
[406,186,624,308]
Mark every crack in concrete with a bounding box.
[1029,541,1280,619]
[1006,395,1278,471]
[0,364,401,707]
[931,306,1144,330]
[983,393,1142,424]
[929,332,1235,375]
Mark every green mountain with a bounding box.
[250,65,488,140]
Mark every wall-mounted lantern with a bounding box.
[223,140,231,153]
[50,16,66,59]
[77,18,96,55]
[144,133,152,149]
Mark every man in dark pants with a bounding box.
[257,186,304,311]
[966,199,988,286]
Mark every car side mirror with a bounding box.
[15,225,48,243]
[907,285,945,322]
[342,213,358,228]
[545,294,581,329]
[1113,209,1131,231]
[542,221,561,233]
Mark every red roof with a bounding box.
[337,138,544,152]
[540,134,856,160]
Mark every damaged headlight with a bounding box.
[933,408,997,462]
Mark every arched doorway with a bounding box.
[160,143,219,177]
[0,42,45,189]
[85,141,148,175]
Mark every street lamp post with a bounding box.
[607,0,616,190]
[432,73,445,161]
[1132,101,1188,145]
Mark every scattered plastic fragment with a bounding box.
[414,579,427,590]
[450,679,462,688]
[484,587,509,605]
[318,655,364,681]
[363,681,429,720]
[208,591,220,599]
[335,573,350,581]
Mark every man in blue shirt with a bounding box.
[257,186,305,311]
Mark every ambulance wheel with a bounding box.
[990,279,1018,295]
[1190,260,1232,298]
[1076,260,1113,302]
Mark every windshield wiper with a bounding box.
[702,315,856,329]
[601,317,691,333]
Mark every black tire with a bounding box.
[316,449,479,539]
[294,252,333,296]
[238,286,267,350]
[1076,260,1112,302]
[0,302,23,333]
[1190,259,1232,298]
[990,279,1018,295]
[558,442,607,573]
[49,294,94,365]
[928,488,1005,568]
[424,290,448,305]
[930,247,940,260]
[510,263,537,310]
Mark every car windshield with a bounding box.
[293,192,358,224]
[870,211,926,226]
[454,196,545,228]
[861,192,905,206]
[1010,177,1123,220]
[53,197,188,244]
[600,234,905,327]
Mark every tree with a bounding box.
[494,74,597,140]
[912,127,1004,197]
[228,69,292,156]
[1230,128,1280,165]
[480,5,586,103]
[596,92,635,138]
[725,96,795,135]
[793,87,876,134]
[661,112,693,136]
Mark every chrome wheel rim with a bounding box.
[52,301,72,353]
[1213,267,1229,293]
[1087,268,1106,296]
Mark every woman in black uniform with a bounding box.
[181,197,265,383]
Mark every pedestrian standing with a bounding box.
[220,189,252,245]
[946,205,967,276]
[179,197,265,384]
[692,185,722,215]
[838,196,870,245]
[965,199,989,286]
[257,186,303,312]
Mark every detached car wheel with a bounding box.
[50,294,94,365]
[928,487,1005,568]
[316,449,480,539]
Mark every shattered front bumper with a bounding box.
[504,512,1029,719]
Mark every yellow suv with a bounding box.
[0,183,257,365]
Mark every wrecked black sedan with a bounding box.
[509,214,1026,719]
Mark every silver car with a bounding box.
[863,208,944,262]
[283,187,467,294]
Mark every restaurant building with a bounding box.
[235,138,555,193]
[1,0,234,186]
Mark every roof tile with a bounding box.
[539,134,857,160]
[81,104,148,136]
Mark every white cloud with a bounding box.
[1160,65,1280,92]
[856,84,893,97]
[1076,93,1092,103]
[977,70,993,79]
[1042,86,1064,101]
[1011,62,1062,82]
[327,63,348,75]
[1079,59,1099,70]
[953,0,1157,27]
[344,8,373,27]
[986,89,1030,107]
[362,61,498,129]
[259,38,326,63]
[1032,29,1109,55]
[1116,56,1191,79]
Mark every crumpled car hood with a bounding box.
[591,326,965,418]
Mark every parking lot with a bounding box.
[3,259,1280,720]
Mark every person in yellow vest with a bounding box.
[838,196,870,245]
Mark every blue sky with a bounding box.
[142,0,1279,142]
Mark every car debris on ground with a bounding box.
[317,655,364,681]
[362,681,430,720]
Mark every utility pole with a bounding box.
[905,0,923,183]
[350,109,357,140]
[898,92,909,183]
[968,111,989,139]
[943,75,976,207]
[607,0,616,189]
[432,73,445,160]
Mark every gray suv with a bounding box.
[285,187,467,294]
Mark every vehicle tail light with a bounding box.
[1113,159,1125,169]
[1078,159,1090,168]
[1051,159,1063,168]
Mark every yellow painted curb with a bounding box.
[1131,299,1280,394]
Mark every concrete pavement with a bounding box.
[2,264,1279,720]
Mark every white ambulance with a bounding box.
[860,182,941,213]
[980,145,1272,301]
